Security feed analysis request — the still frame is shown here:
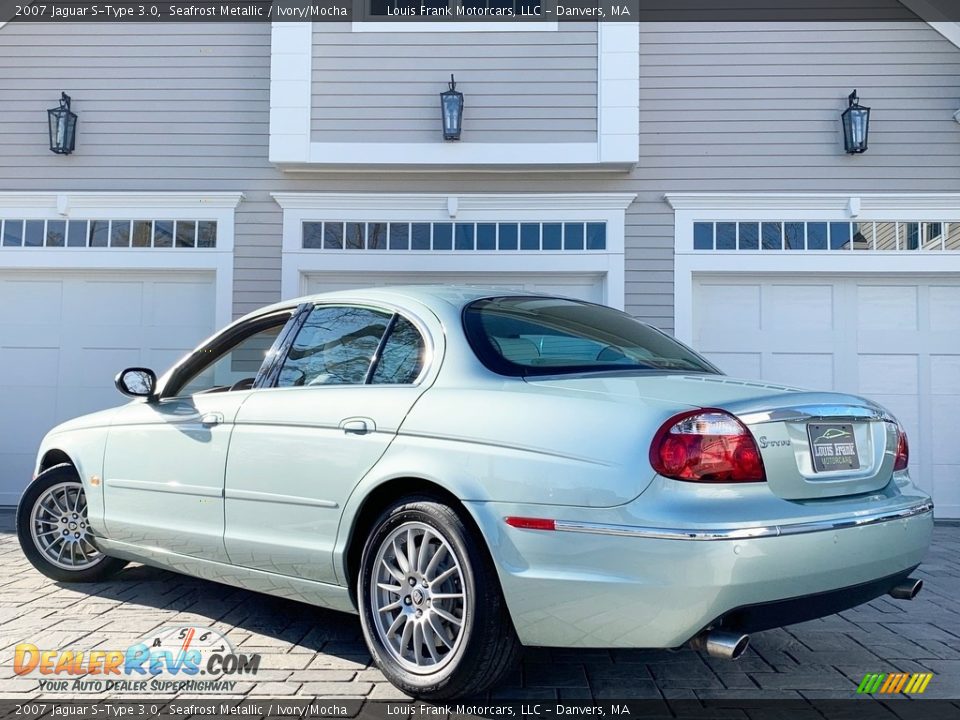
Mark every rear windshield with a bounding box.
[463,297,719,377]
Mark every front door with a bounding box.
[223,304,431,584]
[102,311,295,561]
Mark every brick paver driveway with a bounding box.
[1,510,958,701]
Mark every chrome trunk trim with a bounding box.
[552,500,934,541]
[738,404,896,426]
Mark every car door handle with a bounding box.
[200,412,224,427]
[340,417,375,435]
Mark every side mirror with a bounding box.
[115,367,157,399]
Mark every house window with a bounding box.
[0,219,217,249]
[301,221,606,251]
[693,221,960,252]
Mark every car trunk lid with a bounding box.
[728,394,899,500]
[526,373,897,500]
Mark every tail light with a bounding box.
[894,426,909,471]
[650,409,766,483]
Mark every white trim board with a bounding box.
[0,191,242,330]
[0,191,244,219]
[274,192,634,309]
[666,193,960,344]
[899,0,960,49]
[665,193,960,214]
[269,23,638,170]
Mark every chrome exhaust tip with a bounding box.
[689,630,751,660]
[889,577,923,600]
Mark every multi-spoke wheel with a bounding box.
[358,497,521,699]
[371,522,466,673]
[17,464,127,582]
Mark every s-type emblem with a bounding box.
[758,435,791,449]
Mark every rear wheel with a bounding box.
[358,497,521,699]
[17,464,127,582]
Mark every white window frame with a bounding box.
[0,192,242,330]
[666,193,960,345]
[269,23,638,169]
[274,192,635,309]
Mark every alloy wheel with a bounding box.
[29,481,103,571]
[370,521,467,674]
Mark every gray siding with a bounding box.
[310,24,598,143]
[0,23,282,317]
[630,20,960,329]
[2,17,960,331]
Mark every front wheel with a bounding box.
[17,464,127,583]
[358,497,521,699]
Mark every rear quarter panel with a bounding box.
[384,383,691,508]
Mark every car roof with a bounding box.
[303,284,546,307]
[248,285,549,319]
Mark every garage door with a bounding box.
[693,275,960,518]
[302,272,605,304]
[0,271,216,505]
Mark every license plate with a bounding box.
[808,423,860,472]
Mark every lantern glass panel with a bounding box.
[47,106,77,154]
[842,106,869,153]
[441,92,463,140]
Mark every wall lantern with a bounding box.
[440,74,464,141]
[841,90,870,154]
[48,92,78,155]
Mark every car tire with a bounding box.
[17,464,127,583]
[358,496,522,699]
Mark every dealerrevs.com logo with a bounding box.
[14,626,260,694]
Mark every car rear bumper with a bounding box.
[464,494,933,648]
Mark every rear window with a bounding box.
[463,297,719,377]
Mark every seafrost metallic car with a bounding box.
[17,287,933,698]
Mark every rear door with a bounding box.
[223,303,432,585]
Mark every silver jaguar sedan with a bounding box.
[17,286,933,698]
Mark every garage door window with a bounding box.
[302,221,606,252]
[693,221,960,252]
[0,219,217,249]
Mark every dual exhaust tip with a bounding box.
[689,630,750,660]
[691,578,922,660]
[888,577,923,600]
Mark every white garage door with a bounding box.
[0,271,216,505]
[693,275,960,518]
[303,272,605,304]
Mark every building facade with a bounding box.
[1,11,959,515]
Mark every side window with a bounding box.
[172,319,289,397]
[372,316,426,384]
[278,306,391,387]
